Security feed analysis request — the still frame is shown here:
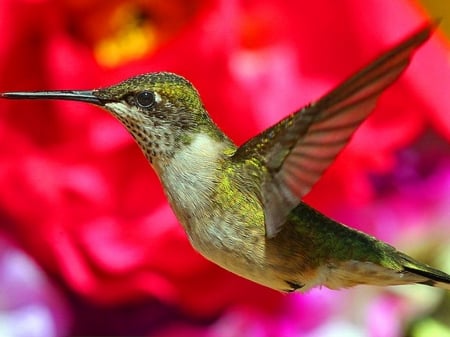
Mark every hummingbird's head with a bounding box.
[94,72,218,162]
[1,72,224,163]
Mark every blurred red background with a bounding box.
[0,0,449,336]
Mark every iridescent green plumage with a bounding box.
[1,23,449,292]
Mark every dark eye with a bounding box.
[135,91,156,108]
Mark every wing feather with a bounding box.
[233,23,435,237]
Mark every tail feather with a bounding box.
[323,253,450,291]
[401,255,450,290]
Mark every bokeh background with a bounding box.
[0,0,449,336]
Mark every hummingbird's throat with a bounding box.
[104,101,179,162]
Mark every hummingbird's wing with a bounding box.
[233,23,434,238]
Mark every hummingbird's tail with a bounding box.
[289,202,450,291]
[399,253,450,290]
[324,253,450,291]
[326,250,450,291]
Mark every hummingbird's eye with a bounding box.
[135,91,156,109]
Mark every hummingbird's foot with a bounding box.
[284,280,304,292]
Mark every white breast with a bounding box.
[158,133,227,214]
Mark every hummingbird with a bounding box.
[2,23,450,293]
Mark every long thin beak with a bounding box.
[0,90,103,105]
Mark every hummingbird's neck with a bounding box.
[154,132,236,227]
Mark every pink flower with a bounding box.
[0,233,71,337]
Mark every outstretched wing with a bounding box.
[233,23,435,238]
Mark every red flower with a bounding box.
[0,0,449,326]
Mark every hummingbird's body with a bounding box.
[153,131,450,292]
[2,23,450,292]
